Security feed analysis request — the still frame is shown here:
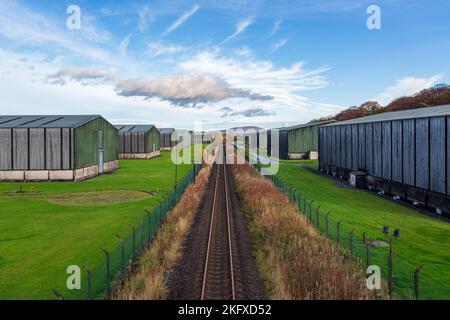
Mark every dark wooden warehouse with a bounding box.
[267,128,289,160]
[159,128,175,150]
[0,115,119,181]
[115,125,160,159]
[319,104,450,215]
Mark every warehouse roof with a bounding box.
[323,104,450,126]
[115,125,156,133]
[0,115,100,128]
[159,128,175,134]
[287,120,336,131]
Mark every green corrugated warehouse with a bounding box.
[287,120,335,160]
[115,125,161,159]
[0,115,119,181]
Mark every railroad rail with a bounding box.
[201,144,236,300]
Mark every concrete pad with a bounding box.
[0,171,25,181]
[105,160,119,172]
[74,169,84,181]
[134,153,147,159]
[150,151,161,158]
[288,153,306,160]
[49,171,74,181]
[84,165,99,178]
[120,152,160,159]
[309,151,319,160]
[25,171,49,181]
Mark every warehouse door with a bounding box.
[98,130,104,174]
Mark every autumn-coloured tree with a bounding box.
[312,84,450,123]
[386,85,450,111]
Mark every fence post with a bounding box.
[298,193,301,210]
[116,234,125,277]
[388,239,393,296]
[414,264,425,300]
[141,219,145,249]
[309,201,314,222]
[337,220,342,244]
[146,211,152,241]
[363,234,370,268]
[316,206,321,229]
[81,265,92,300]
[129,224,136,260]
[325,212,330,237]
[52,289,65,300]
[349,228,355,258]
[101,248,110,297]
[158,203,162,224]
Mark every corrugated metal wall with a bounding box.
[74,118,118,169]
[319,115,450,196]
[267,129,288,159]
[0,128,73,170]
[145,127,160,153]
[288,125,319,154]
[118,127,160,154]
[160,132,173,148]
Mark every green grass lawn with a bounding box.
[277,165,450,300]
[0,152,191,299]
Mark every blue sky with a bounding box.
[0,0,449,130]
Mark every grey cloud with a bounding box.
[227,107,276,118]
[47,68,273,107]
[48,67,115,82]
[114,73,273,107]
[220,106,234,117]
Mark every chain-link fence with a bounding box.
[259,169,440,300]
[53,164,202,300]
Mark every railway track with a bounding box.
[201,145,236,300]
[167,141,266,300]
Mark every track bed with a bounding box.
[167,144,266,300]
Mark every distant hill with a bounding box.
[312,84,450,123]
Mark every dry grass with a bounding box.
[233,164,370,300]
[112,165,212,300]
[47,190,151,205]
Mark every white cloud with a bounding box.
[162,4,200,36]
[221,16,255,44]
[146,42,186,57]
[118,34,132,56]
[268,20,282,37]
[271,38,289,53]
[138,5,154,33]
[179,51,329,102]
[374,74,444,105]
[0,1,122,67]
[235,46,253,58]
[176,51,340,124]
